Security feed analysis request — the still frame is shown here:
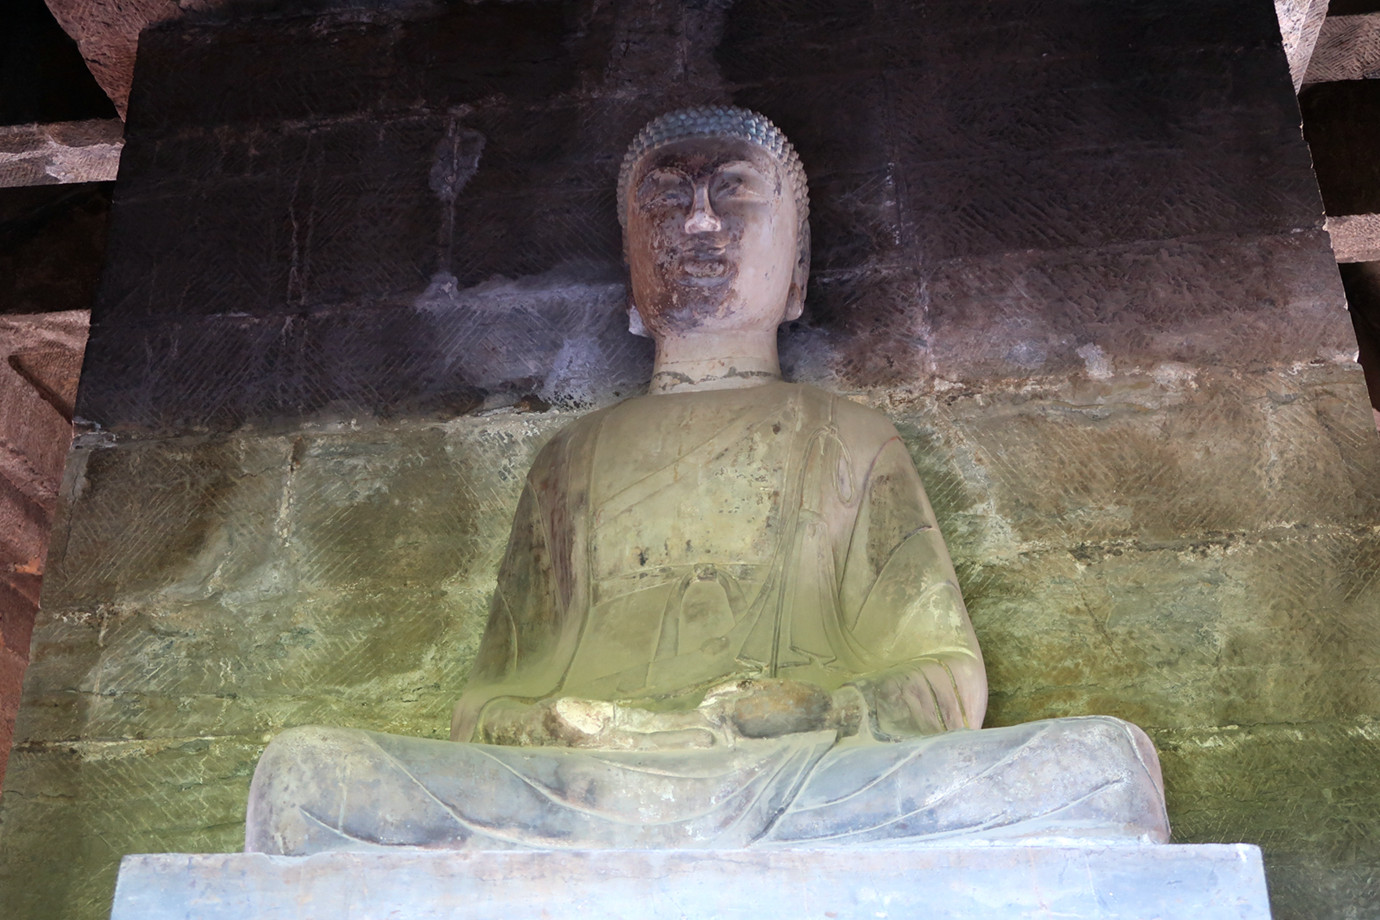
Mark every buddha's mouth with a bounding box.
[680,259,728,279]
[672,248,734,285]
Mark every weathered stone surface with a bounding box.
[1303,13,1380,84]
[921,231,1351,383]
[1328,213,1380,263]
[0,311,88,790]
[5,367,1376,918]
[66,0,1343,435]
[1,3,1371,920]
[1274,0,1331,89]
[971,528,1380,731]
[0,734,260,920]
[22,413,566,746]
[1161,721,1380,919]
[42,0,183,120]
[0,121,123,188]
[904,369,1380,547]
[109,845,1273,920]
[74,291,649,434]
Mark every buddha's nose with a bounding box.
[684,184,721,233]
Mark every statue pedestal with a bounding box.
[110,844,1272,919]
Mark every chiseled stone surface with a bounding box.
[1303,14,1380,85]
[109,845,1273,920]
[1273,0,1331,89]
[74,0,1345,433]
[1328,213,1380,264]
[42,0,185,120]
[0,310,87,793]
[0,120,124,188]
[0,2,1373,920]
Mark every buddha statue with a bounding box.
[245,107,1170,854]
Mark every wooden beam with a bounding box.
[0,120,123,188]
[1276,0,1332,90]
[1328,213,1380,263]
[1304,13,1380,84]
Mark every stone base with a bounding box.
[110,844,1272,919]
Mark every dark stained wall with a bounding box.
[76,0,1347,432]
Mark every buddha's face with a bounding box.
[624,137,805,339]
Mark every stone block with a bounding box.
[0,737,255,920]
[1158,721,1380,919]
[898,140,1319,264]
[732,75,893,179]
[386,6,576,112]
[72,0,1340,438]
[918,371,1380,546]
[1264,856,1380,920]
[883,46,1300,167]
[967,527,1380,732]
[0,120,124,188]
[717,0,881,84]
[1303,13,1380,85]
[41,437,293,608]
[9,608,103,743]
[22,415,585,747]
[924,232,1351,381]
[108,845,1273,920]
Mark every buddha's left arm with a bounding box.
[836,433,987,738]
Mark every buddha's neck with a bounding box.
[648,330,781,395]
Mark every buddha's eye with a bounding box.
[712,166,767,202]
[636,172,691,209]
[715,176,745,195]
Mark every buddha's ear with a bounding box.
[627,292,651,338]
[785,284,804,322]
[785,220,810,322]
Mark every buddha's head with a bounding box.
[617,107,810,340]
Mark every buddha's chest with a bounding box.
[587,396,796,582]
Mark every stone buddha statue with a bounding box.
[246,107,1170,854]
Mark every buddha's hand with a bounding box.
[698,679,867,741]
[477,696,725,751]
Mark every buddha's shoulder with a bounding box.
[527,401,620,462]
[787,382,904,444]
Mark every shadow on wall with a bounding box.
[1339,262,1380,431]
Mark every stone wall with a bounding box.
[1,1,1376,918]
[0,310,87,794]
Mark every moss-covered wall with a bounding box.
[2,1,1376,918]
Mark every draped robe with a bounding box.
[246,382,1170,855]
[454,380,986,740]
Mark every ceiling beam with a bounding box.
[1304,13,1380,84]
[1328,213,1380,263]
[0,120,123,188]
[1275,0,1332,91]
